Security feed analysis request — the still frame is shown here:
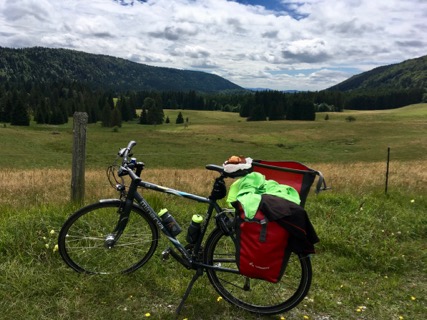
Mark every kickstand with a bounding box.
[175,268,203,316]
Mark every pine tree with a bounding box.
[10,91,30,126]
[142,97,164,125]
[111,107,122,127]
[287,97,315,121]
[248,104,266,121]
[139,108,148,124]
[118,95,131,122]
[176,111,184,124]
[268,92,286,120]
[51,104,65,125]
[101,103,112,127]
[239,94,254,118]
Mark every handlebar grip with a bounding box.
[123,141,137,162]
[126,140,137,151]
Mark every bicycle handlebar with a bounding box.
[117,140,140,177]
[119,140,137,162]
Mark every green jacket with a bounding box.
[227,172,301,219]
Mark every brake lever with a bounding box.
[118,147,134,157]
[118,148,126,157]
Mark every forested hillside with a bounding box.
[0,47,243,92]
[327,55,426,91]
[324,55,426,110]
[0,47,322,126]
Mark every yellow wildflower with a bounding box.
[356,305,366,312]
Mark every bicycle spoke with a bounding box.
[58,201,158,274]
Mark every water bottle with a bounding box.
[186,214,203,244]
[158,208,182,237]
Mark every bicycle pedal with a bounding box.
[161,248,171,261]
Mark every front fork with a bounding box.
[104,181,138,249]
[104,200,131,248]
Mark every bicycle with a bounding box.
[58,140,326,315]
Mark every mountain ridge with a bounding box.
[0,47,244,93]
[1,47,426,94]
[327,55,427,92]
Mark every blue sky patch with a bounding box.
[232,0,308,19]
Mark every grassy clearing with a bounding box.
[1,103,426,169]
[0,105,426,319]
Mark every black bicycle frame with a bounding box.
[121,167,239,274]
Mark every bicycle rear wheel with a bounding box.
[58,200,158,274]
[204,228,312,315]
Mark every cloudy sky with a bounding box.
[0,0,426,91]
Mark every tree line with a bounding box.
[0,81,424,126]
[342,88,424,110]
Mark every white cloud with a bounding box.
[0,0,426,90]
[281,38,331,63]
[2,0,54,22]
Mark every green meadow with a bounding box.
[1,103,426,169]
[0,104,426,319]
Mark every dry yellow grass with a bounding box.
[315,160,427,194]
[0,168,219,208]
[1,160,425,208]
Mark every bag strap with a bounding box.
[259,218,268,242]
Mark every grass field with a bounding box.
[1,104,426,169]
[0,104,426,319]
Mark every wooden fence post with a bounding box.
[385,146,391,195]
[71,112,88,204]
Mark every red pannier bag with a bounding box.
[235,206,291,283]
[233,160,326,282]
[252,160,326,207]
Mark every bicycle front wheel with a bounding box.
[204,228,312,315]
[58,200,158,274]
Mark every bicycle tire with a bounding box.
[58,200,159,274]
[204,228,312,315]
